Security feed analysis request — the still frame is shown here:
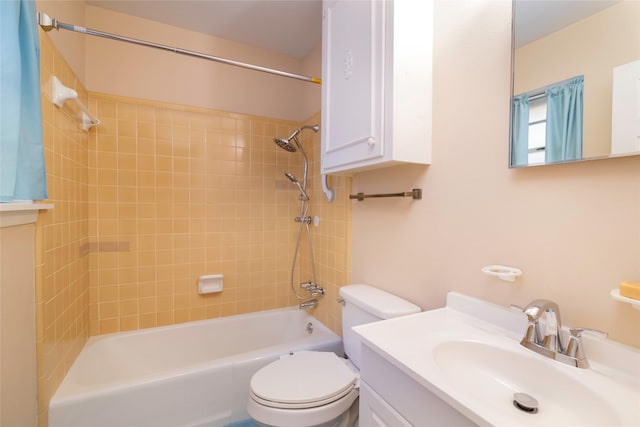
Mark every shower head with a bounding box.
[285,172,310,201]
[274,136,298,152]
[273,125,319,153]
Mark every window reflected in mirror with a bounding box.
[527,96,547,165]
[512,76,584,167]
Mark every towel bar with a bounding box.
[349,188,422,201]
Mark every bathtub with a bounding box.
[49,307,343,427]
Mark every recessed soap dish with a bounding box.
[481,265,522,282]
[198,274,223,294]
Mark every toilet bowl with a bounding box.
[247,352,359,427]
[247,285,421,427]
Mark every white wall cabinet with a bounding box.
[321,0,433,174]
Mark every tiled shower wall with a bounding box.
[36,32,91,426]
[87,93,317,334]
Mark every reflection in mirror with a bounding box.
[510,0,640,168]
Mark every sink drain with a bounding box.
[513,392,539,414]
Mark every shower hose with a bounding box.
[290,199,318,300]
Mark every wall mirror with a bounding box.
[510,0,640,168]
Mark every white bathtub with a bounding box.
[49,307,343,427]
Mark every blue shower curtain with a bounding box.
[545,76,584,163]
[511,95,529,167]
[0,0,47,201]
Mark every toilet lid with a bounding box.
[250,352,357,408]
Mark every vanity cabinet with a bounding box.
[359,344,476,427]
[321,0,433,174]
[360,382,412,427]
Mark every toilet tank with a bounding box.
[339,284,420,368]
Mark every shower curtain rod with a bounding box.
[37,13,322,85]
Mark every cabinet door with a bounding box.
[321,0,385,172]
[360,382,413,427]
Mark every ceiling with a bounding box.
[86,0,322,58]
[514,0,621,47]
[85,1,621,57]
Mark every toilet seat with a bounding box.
[249,385,354,410]
[250,352,358,409]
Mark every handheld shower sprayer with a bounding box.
[285,172,310,201]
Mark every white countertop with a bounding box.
[354,292,640,426]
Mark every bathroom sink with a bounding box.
[353,292,640,427]
[433,340,621,426]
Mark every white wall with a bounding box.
[300,41,322,121]
[36,1,312,122]
[0,224,38,426]
[36,0,86,83]
[350,0,640,347]
[84,6,307,121]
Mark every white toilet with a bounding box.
[247,284,421,427]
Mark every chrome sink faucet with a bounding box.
[520,299,607,369]
[521,299,565,353]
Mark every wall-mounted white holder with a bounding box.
[610,289,640,310]
[481,265,522,282]
[198,274,224,294]
[322,174,335,202]
[50,76,100,131]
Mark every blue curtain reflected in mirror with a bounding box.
[511,95,530,167]
[511,76,584,167]
[545,76,584,163]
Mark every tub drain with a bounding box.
[513,392,539,414]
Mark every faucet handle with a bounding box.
[569,327,608,339]
[564,327,608,365]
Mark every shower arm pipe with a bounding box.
[37,13,322,85]
[292,136,309,189]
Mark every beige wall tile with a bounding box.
[34,32,91,427]
[86,93,312,332]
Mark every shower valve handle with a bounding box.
[301,282,325,297]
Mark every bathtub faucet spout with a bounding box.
[299,299,318,310]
